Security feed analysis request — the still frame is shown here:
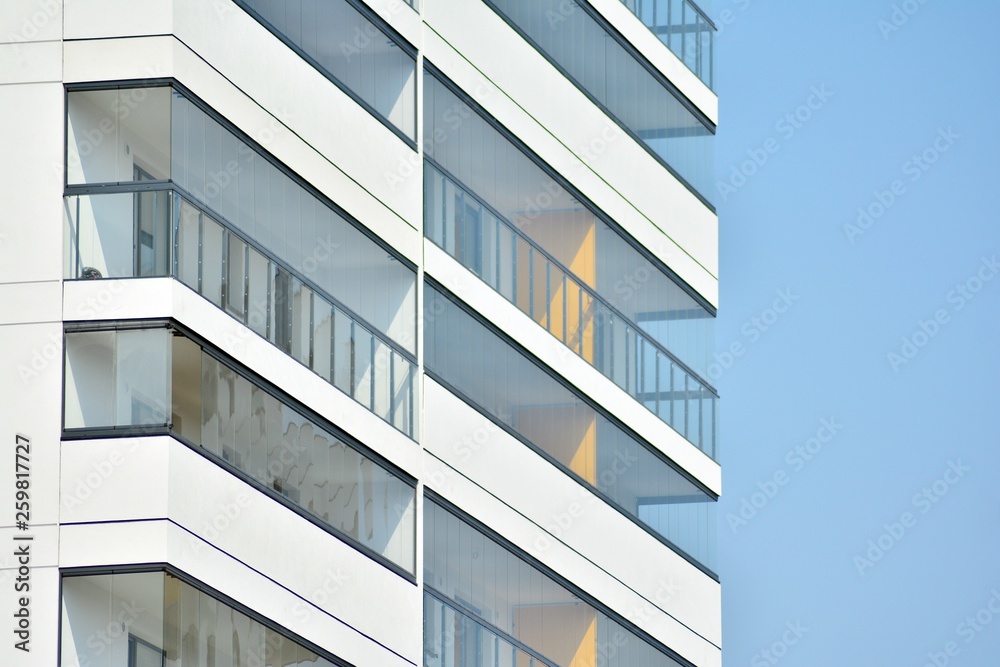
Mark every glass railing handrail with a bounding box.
[425,160,715,396]
[620,0,715,89]
[66,182,414,365]
[65,186,417,438]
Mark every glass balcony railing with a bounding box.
[425,162,717,458]
[621,0,715,89]
[64,186,417,438]
[423,592,557,667]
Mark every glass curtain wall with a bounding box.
[484,0,714,201]
[65,86,417,436]
[425,285,715,570]
[424,71,717,456]
[235,0,417,141]
[64,325,417,573]
[424,499,686,667]
[61,570,344,667]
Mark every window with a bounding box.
[128,635,165,667]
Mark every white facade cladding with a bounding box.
[0,0,719,665]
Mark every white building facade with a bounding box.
[0,0,720,665]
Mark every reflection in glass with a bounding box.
[61,571,342,667]
[425,500,685,667]
[485,0,715,199]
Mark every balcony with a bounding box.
[425,162,717,458]
[621,0,715,89]
[64,185,417,438]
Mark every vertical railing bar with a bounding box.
[349,320,356,398]
[171,193,179,280]
[308,288,315,370]
[390,350,396,427]
[221,228,229,311]
[511,228,518,305]
[528,245,534,319]
[265,260,272,340]
[242,242,250,324]
[545,261,551,331]
[330,306,337,387]
[197,211,204,294]
[655,350,660,416]
[562,273,568,344]
[74,196,82,277]
[495,214,501,290]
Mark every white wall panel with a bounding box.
[0,82,64,284]
[0,0,63,44]
[63,0,172,39]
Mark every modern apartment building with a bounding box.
[0,0,719,665]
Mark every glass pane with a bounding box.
[225,233,247,320]
[66,88,171,185]
[332,307,352,394]
[135,190,171,277]
[171,334,202,442]
[271,266,293,353]
[201,354,220,456]
[372,338,390,421]
[201,216,224,307]
[116,328,169,426]
[176,197,201,289]
[64,331,115,428]
[66,193,135,279]
[246,247,270,338]
[353,325,374,410]
[290,278,312,367]
[312,299,333,380]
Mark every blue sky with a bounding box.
[713,1,1000,665]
